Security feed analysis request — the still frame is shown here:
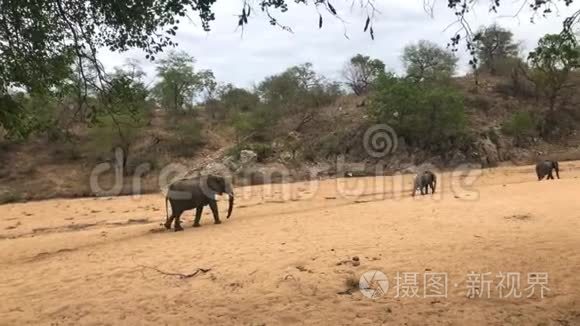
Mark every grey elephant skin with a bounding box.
[535,160,560,180]
[164,175,234,232]
[412,171,437,196]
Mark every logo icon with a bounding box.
[363,124,398,158]
[359,270,389,299]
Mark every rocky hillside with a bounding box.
[1,74,580,204]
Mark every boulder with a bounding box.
[240,150,258,166]
[279,151,293,162]
[222,155,240,171]
[200,162,232,177]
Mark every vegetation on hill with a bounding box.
[0,1,578,132]
[0,1,579,204]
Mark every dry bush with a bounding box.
[165,116,204,157]
[466,95,493,112]
[0,190,25,205]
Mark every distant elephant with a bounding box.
[535,160,560,181]
[164,174,234,232]
[412,171,437,196]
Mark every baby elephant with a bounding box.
[412,170,437,197]
[535,160,560,181]
[164,174,234,232]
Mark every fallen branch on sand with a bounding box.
[135,263,211,279]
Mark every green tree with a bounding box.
[86,63,151,171]
[258,63,341,131]
[369,73,466,152]
[230,63,341,144]
[528,33,579,138]
[231,105,275,143]
[153,51,205,112]
[0,0,576,136]
[474,24,520,75]
[219,86,260,114]
[402,40,458,83]
[201,84,260,121]
[342,54,385,95]
[197,69,218,102]
[528,33,580,111]
[0,93,56,140]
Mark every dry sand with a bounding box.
[1,162,580,325]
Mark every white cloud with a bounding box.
[98,0,578,88]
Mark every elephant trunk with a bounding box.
[224,181,234,219]
[432,175,437,192]
[227,191,234,219]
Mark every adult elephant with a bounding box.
[412,170,437,197]
[535,160,560,181]
[164,174,234,232]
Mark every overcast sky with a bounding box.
[99,0,577,89]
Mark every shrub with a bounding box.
[502,111,537,145]
[466,95,492,112]
[225,144,242,160]
[52,142,83,162]
[167,117,203,157]
[0,191,24,205]
[369,74,466,153]
[493,81,515,98]
[125,152,160,175]
[315,132,345,159]
[84,113,146,161]
[247,143,273,162]
[230,106,278,143]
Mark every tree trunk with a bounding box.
[473,69,480,93]
[173,83,179,111]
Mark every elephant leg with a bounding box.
[539,172,546,180]
[193,205,203,227]
[208,200,221,224]
[174,219,184,231]
[430,182,435,194]
[420,186,425,195]
[547,172,553,180]
[173,210,184,232]
[165,209,181,230]
[164,216,173,229]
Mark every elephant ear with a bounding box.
[203,175,224,199]
[197,175,215,199]
[208,190,218,201]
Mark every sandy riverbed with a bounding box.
[1,162,580,325]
